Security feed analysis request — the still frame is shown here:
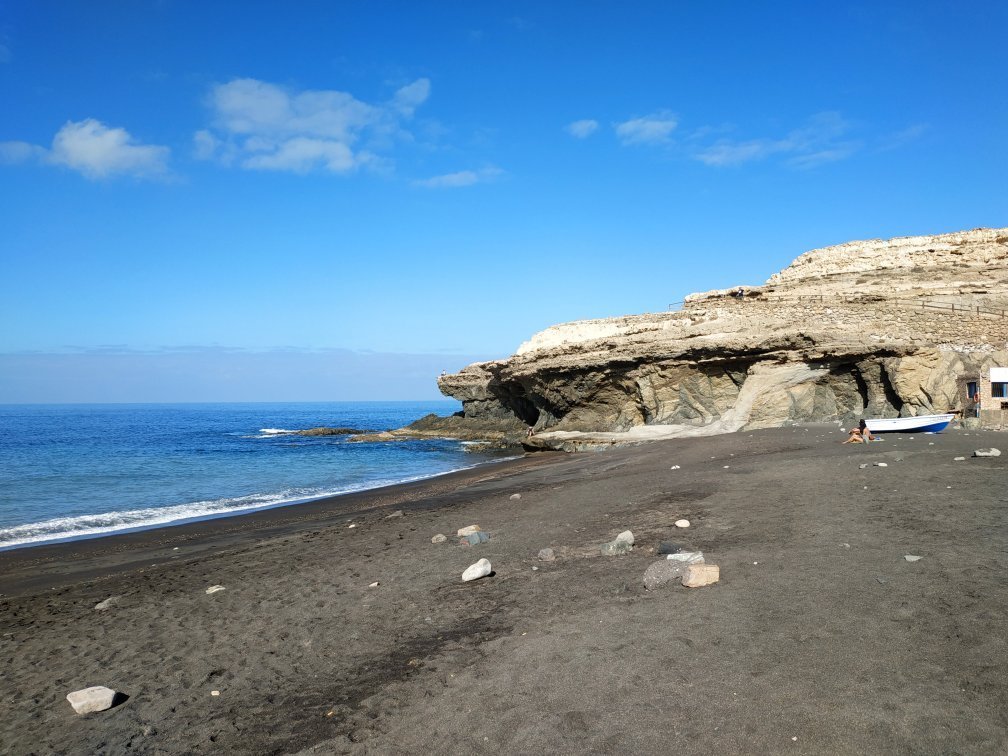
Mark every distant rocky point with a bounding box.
[296,427,366,436]
[408,227,1008,451]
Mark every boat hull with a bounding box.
[864,414,955,434]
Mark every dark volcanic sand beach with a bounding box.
[1,426,1007,754]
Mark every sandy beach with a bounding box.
[1,426,1006,754]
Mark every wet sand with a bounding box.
[1,426,1006,754]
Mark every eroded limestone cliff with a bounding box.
[422,227,1008,450]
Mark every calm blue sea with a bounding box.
[0,402,515,550]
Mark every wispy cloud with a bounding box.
[566,119,598,138]
[615,111,678,145]
[693,112,859,169]
[414,165,502,189]
[0,119,170,179]
[196,77,430,174]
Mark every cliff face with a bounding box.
[433,228,1008,450]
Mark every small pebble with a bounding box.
[205,585,226,595]
[670,465,681,470]
[509,493,521,500]
[875,462,888,467]
[348,523,357,529]
[531,566,539,571]
[674,519,690,528]
[211,690,220,697]
[368,581,380,588]
[905,555,923,562]
[431,533,447,544]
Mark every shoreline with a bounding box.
[2,426,1006,753]
[0,451,525,554]
[0,451,559,598]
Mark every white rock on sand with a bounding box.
[682,563,720,588]
[431,534,447,544]
[462,558,492,582]
[973,448,1001,457]
[675,519,690,528]
[615,530,634,545]
[205,585,226,595]
[457,525,481,537]
[904,555,923,562]
[667,550,704,564]
[94,596,120,611]
[66,686,117,714]
[509,493,521,500]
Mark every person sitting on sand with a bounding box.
[858,419,878,442]
[842,427,864,444]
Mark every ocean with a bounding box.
[0,401,515,550]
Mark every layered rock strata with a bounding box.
[410,228,1008,450]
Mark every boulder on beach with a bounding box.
[431,533,447,544]
[461,531,490,546]
[537,547,556,562]
[973,448,1001,457]
[615,530,634,545]
[457,525,481,537]
[462,558,492,582]
[66,686,117,715]
[600,540,632,556]
[643,559,692,590]
[682,563,720,588]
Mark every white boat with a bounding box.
[864,413,955,434]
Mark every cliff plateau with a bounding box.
[419,228,1008,451]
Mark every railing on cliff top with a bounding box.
[668,294,1008,320]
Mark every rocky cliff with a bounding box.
[421,227,1008,450]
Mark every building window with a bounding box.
[993,382,1008,398]
[967,381,978,398]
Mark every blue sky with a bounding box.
[1,1,1006,402]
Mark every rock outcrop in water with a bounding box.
[412,228,1008,450]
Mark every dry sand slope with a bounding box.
[1,426,1007,754]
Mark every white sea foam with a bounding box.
[0,457,520,550]
[259,428,297,435]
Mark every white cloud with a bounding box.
[0,140,45,163]
[392,78,431,116]
[0,119,169,179]
[47,119,169,178]
[694,112,859,169]
[197,77,431,174]
[566,119,598,138]
[414,166,502,189]
[615,111,678,145]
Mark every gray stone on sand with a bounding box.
[904,554,923,562]
[385,510,404,519]
[615,530,634,545]
[457,525,481,537]
[94,596,120,611]
[600,540,632,556]
[66,685,117,715]
[431,533,447,544]
[537,547,556,562]
[973,448,1001,457]
[509,493,521,500]
[682,563,720,588]
[859,463,869,469]
[462,558,492,582]
[657,542,684,555]
[462,531,490,546]
[643,559,691,590]
[953,456,967,461]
